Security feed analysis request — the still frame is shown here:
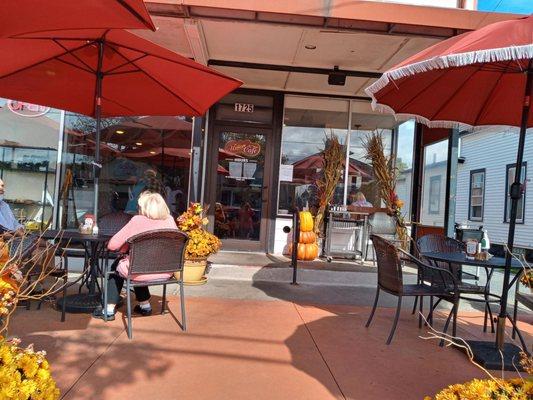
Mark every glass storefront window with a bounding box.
[348,101,396,209]
[278,96,349,215]
[59,114,192,229]
[0,99,61,230]
[420,140,448,226]
[395,120,416,221]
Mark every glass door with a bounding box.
[212,126,271,250]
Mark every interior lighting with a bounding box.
[135,142,143,146]
[116,129,125,134]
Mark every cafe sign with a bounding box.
[224,139,261,158]
[7,100,50,117]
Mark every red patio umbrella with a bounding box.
[366,15,533,363]
[1,0,155,37]
[0,28,242,220]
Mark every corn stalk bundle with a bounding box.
[314,134,344,236]
[362,132,409,248]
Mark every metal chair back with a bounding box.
[372,234,403,294]
[127,229,188,276]
[368,212,397,235]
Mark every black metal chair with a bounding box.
[366,212,399,265]
[416,234,496,333]
[2,229,69,321]
[512,270,533,340]
[103,229,188,339]
[366,235,459,345]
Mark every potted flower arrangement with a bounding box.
[177,203,221,284]
[0,235,61,399]
[520,269,533,293]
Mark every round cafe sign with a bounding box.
[7,100,50,117]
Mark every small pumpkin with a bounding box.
[299,231,316,244]
[297,242,319,261]
[299,211,314,232]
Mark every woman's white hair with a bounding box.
[138,192,170,220]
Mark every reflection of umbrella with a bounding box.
[1,0,155,37]
[292,153,372,178]
[124,146,229,174]
[366,15,533,363]
[0,28,241,219]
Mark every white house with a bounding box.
[456,126,533,250]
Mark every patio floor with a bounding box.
[9,293,533,400]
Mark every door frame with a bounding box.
[206,124,274,251]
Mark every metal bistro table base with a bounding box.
[465,340,525,371]
[56,293,102,313]
[42,230,110,314]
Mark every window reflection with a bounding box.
[0,99,60,231]
[278,96,348,214]
[420,140,448,226]
[60,114,192,229]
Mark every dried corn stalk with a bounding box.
[363,132,409,248]
[314,134,344,236]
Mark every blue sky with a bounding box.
[477,0,533,14]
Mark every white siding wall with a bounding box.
[456,127,533,249]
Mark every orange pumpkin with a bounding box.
[297,243,319,261]
[299,211,314,232]
[299,231,316,244]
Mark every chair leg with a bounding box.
[486,301,495,334]
[161,284,167,315]
[61,270,68,323]
[179,279,186,331]
[418,296,424,329]
[439,308,454,347]
[452,297,459,338]
[103,271,109,323]
[365,287,380,328]
[411,296,418,315]
[512,297,518,339]
[427,296,434,326]
[386,296,402,345]
[126,279,133,340]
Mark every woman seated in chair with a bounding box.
[93,192,178,320]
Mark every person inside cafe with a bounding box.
[0,178,55,272]
[125,169,166,214]
[349,191,373,208]
[0,178,23,233]
[93,191,178,320]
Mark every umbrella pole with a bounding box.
[496,66,532,351]
[93,40,104,223]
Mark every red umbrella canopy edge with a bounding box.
[0,29,242,117]
[365,15,533,129]
[1,0,155,37]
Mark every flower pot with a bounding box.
[175,258,208,285]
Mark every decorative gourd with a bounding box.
[299,231,316,244]
[299,211,314,232]
[297,243,318,261]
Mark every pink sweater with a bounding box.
[108,215,178,282]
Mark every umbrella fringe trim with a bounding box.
[366,43,533,127]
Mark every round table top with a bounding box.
[39,229,111,242]
[421,251,523,269]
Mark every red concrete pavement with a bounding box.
[8,296,532,400]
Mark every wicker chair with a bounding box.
[98,212,133,236]
[416,234,495,333]
[366,235,459,345]
[103,229,188,339]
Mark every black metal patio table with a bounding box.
[421,251,528,370]
[41,230,111,313]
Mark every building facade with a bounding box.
[0,1,521,254]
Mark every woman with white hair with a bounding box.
[93,191,178,320]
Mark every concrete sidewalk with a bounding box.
[10,294,532,400]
